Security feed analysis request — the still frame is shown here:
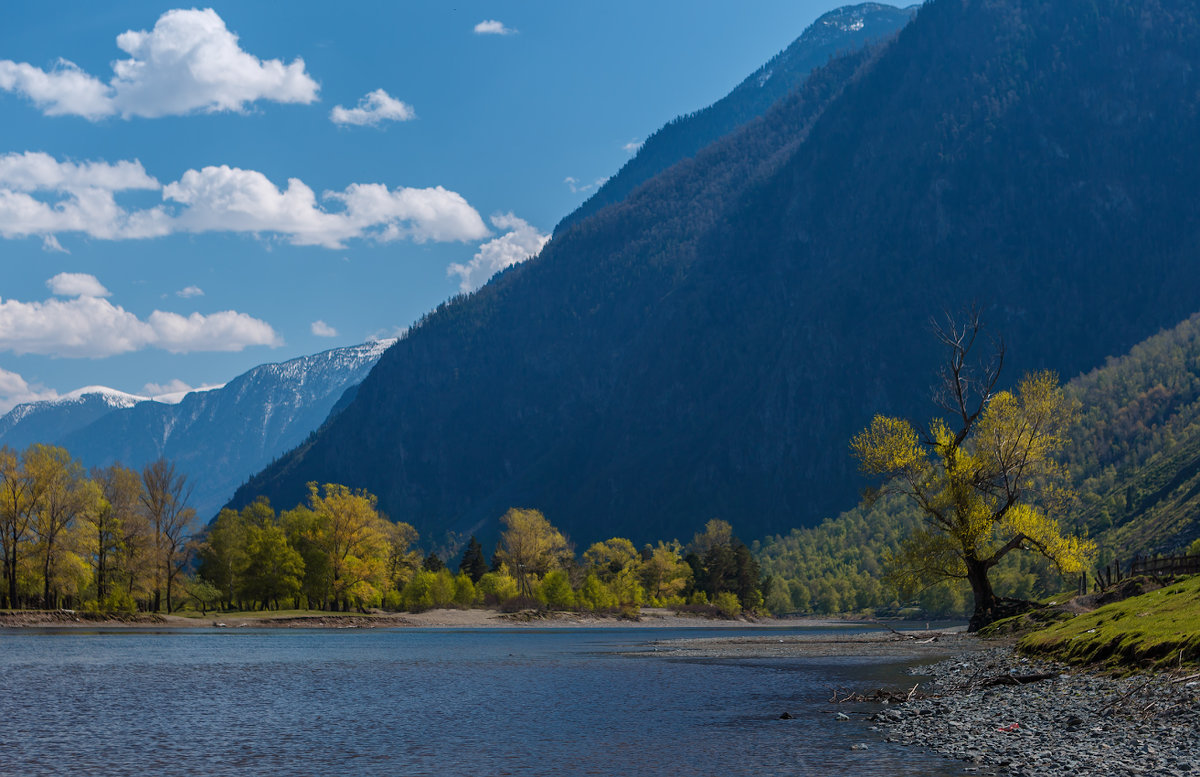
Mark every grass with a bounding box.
[1018,574,1200,672]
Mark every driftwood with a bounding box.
[975,672,1059,688]
[831,683,930,704]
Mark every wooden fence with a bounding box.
[1092,553,1200,591]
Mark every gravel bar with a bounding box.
[870,646,1200,777]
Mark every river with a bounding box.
[0,626,959,776]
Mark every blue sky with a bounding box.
[0,0,842,410]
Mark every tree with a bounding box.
[494,508,570,598]
[305,482,389,610]
[851,312,1095,630]
[88,464,142,606]
[457,536,488,583]
[0,446,44,608]
[140,459,196,613]
[198,508,250,610]
[242,522,304,610]
[27,445,98,608]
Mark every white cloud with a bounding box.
[474,20,516,35]
[0,152,170,241]
[0,8,318,120]
[564,176,608,195]
[176,285,204,298]
[311,320,338,337]
[0,367,59,414]
[331,88,415,127]
[0,151,159,192]
[0,276,280,358]
[142,378,224,403]
[47,272,110,298]
[623,138,643,154]
[448,213,549,293]
[1,152,491,249]
[143,378,193,397]
[329,182,491,244]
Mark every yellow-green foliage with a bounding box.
[713,591,741,619]
[477,570,518,604]
[1019,576,1200,671]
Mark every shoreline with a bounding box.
[637,631,1200,776]
[0,607,890,631]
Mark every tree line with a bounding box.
[198,500,772,618]
[0,441,776,618]
[1,444,193,612]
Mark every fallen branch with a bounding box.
[975,672,1059,688]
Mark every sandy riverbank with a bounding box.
[0,607,861,630]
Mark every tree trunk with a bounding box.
[966,557,997,632]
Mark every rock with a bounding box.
[850,743,869,751]
[835,712,851,721]
[778,711,794,720]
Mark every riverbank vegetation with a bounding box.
[196,500,769,617]
[1018,573,1200,671]
[0,443,774,617]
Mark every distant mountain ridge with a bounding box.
[0,387,155,452]
[0,340,393,518]
[235,0,1200,550]
[555,2,916,233]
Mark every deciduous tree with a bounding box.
[851,312,1095,630]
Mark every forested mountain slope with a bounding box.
[758,313,1200,614]
[556,2,915,233]
[236,0,1200,549]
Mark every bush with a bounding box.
[714,591,742,619]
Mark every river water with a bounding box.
[0,626,959,776]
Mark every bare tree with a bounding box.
[140,459,196,613]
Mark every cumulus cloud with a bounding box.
[176,285,204,298]
[0,8,318,120]
[0,152,491,249]
[0,367,59,414]
[448,213,549,293]
[330,88,415,127]
[0,151,169,241]
[310,320,338,337]
[474,20,516,35]
[623,138,643,154]
[47,272,110,298]
[0,276,280,358]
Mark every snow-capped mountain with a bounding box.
[0,386,151,451]
[0,340,394,519]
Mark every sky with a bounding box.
[0,0,844,412]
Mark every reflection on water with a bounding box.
[0,627,959,776]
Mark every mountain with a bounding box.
[235,0,1200,549]
[0,341,393,519]
[0,387,150,451]
[557,3,916,233]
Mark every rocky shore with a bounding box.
[869,645,1200,777]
